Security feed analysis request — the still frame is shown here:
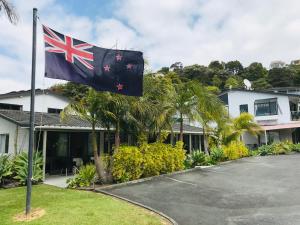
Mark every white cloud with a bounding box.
[1,0,300,93]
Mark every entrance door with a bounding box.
[46,132,70,174]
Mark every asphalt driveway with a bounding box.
[100,154,300,225]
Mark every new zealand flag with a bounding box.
[43,25,144,96]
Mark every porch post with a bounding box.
[42,130,47,181]
[189,134,192,153]
[199,135,202,150]
[264,130,268,145]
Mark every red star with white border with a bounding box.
[116,83,123,91]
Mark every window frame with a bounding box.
[254,98,278,117]
[47,108,62,114]
[0,134,9,154]
[239,104,248,114]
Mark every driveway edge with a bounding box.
[95,189,178,225]
[97,167,201,191]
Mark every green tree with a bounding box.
[208,60,225,70]
[0,0,18,24]
[216,113,261,146]
[268,67,296,87]
[157,67,169,74]
[242,62,268,81]
[174,81,198,141]
[129,74,176,143]
[252,78,272,90]
[51,82,89,101]
[191,82,227,154]
[224,76,243,89]
[61,89,106,181]
[225,60,244,75]
[182,64,212,85]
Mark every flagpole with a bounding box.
[26,7,37,215]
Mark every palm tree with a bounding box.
[223,112,261,145]
[0,0,18,24]
[129,74,176,143]
[192,82,227,154]
[103,93,133,151]
[61,89,106,181]
[174,81,198,142]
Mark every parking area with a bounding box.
[100,154,300,225]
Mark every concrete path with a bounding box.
[44,175,73,188]
[100,154,300,225]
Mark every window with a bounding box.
[254,98,278,116]
[0,134,9,153]
[48,108,62,114]
[0,103,22,111]
[239,104,248,114]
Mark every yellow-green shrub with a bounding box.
[140,143,163,177]
[141,141,185,177]
[112,146,143,183]
[223,141,249,160]
[112,142,186,182]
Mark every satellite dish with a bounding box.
[243,79,252,90]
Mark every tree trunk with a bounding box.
[114,120,120,152]
[203,126,209,155]
[92,123,105,182]
[170,129,174,146]
[179,113,183,142]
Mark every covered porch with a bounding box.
[243,122,300,148]
[38,123,204,180]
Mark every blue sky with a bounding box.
[1,0,300,93]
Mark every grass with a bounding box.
[0,184,168,225]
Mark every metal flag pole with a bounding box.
[26,7,37,215]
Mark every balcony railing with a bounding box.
[291,111,300,121]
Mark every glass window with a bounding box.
[0,103,22,110]
[254,98,278,116]
[0,134,9,153]
[239,104,248,114]
[48,108,62,114]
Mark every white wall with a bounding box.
[0,117,29,155]
[227,91,291,124]
[0,93,69,113]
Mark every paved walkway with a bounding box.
[44,175,73,188]
[100,154,300,225]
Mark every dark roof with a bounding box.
[0,110,203,133]
[0,89,67,100]
[219,88,300,97]
[0,110,100,128]
[172,123,203,133]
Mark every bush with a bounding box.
[13,151,43,185]
[291,143,300,152]
[0,154,12,184]
[112,142,186,182]
[257,144,273,156]
[272,141,292,155]
[257,141,293,156]
[210,147,225,162]
[67,164,96,188]
[223,141,249,160]
[140,143,163,177]
[190,150,206,166]
[160,141,185,174]
[112,146,143,183]
[249,150,259,156]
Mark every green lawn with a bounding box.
[0,185,167,225]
